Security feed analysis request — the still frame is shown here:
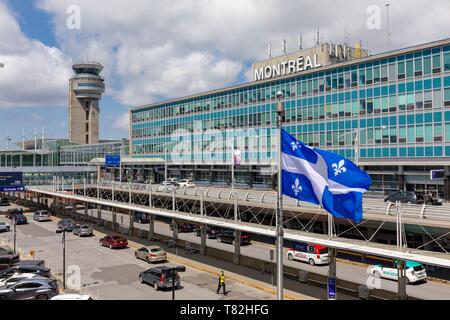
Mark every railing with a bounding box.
[36,179,450,224]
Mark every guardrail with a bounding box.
[85,181,450,223]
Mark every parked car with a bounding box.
[134,211,150,224]
[216,230,252,246]
[0,198,9,206]
[73,224,93,237]
[169,222,197,233]
[51,294,92,300]
[384,191,422,204]
[0,273,41,287]
[135,246,167,263]
[138,267,181,291]
[14,214,28,225]
[57,219,75,232]
[0,277,59,300]
[176,179,195,188]
[33,210,52,222]
[0,249,20,271]
[0,222,10,233]
[99,235,128,249]
[13,260,45,268]
[0,265,51,280]
[194,226,222,239]
[367,260,427,284]
[161,178,179,186]
[6,208,23,219]
[287,243,330,266]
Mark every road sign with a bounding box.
[430,170,445,181]
[0,172,24,192]
[328,277,337,300]
[105,155,121,167]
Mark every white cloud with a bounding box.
[3,0,450,111]
[113,112,129,130]
[0,1,72,108]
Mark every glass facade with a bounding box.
[130,40,450,194]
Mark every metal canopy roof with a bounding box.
[29,187,450,268]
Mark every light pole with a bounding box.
[168,266,186,300]
[13,214,17,254]
[56,228,67,289]
[275,90,285,300]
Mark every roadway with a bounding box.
[0,205,325,300]
[81,207,450,300]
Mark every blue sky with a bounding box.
[0,0,449,149]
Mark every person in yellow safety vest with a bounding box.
[216,271,227,295]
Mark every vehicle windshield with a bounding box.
[81,226,90,229]
[413,265,425,272]
[317,248,328,255]
[150,248,163,253]
[110,236,123,240]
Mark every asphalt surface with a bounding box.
[0,207,289,300]
[90,208,450,300]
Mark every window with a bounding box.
[415,58,423,77]
[388,63,396,81]
[434,89,443,108]
[445,88,450,106]
[398,61,405,79]
[433,54,441,73]
[445,52,450,72]
[406,60,414,78]
[407,126,415,143]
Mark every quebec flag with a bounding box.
[281,129,372,223]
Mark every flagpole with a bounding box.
[275,90,285,300]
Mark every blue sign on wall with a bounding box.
[105,155,121,167]
[327,277,337,300]
[0,172,24,192]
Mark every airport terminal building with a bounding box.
[132,39,450,198]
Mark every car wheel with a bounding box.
[406,277,411,285]
[139,276,144,284]
[36,294,48,300]
[109,244,113,249]
[135,252,139,259]
[217,237,222,243]
[309,259,316,266]
[99,241,103,246]
[153,282,159,291]
[288,254,294,261]
[6,227,9,232]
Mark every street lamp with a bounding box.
[275,90,285,301]
[56,228,67,289]
[167,266,186,300]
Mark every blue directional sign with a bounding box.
[0,172,24,192]
[105,155,121,167]
[327,277,337,300]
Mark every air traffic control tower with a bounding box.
[69,62,105,145]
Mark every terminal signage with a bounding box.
[327,277,337,300]
[430,170,446,181]
[105,155,121,167]
[0,172,24,192]
[254,54,322,81]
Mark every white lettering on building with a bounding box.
[254,54,322,81]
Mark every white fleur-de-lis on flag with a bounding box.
[291,141,301,152]
[332,160,347,176]
[292,178,302,196]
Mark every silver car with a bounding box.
[0,277,59,300]
[33,210,52,222]
[73,224,93,237]
[0,222,10,233]
[135,246,167,263]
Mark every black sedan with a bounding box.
[216,230,252,246]
[384,191,422,204]
[194,226,222,239]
